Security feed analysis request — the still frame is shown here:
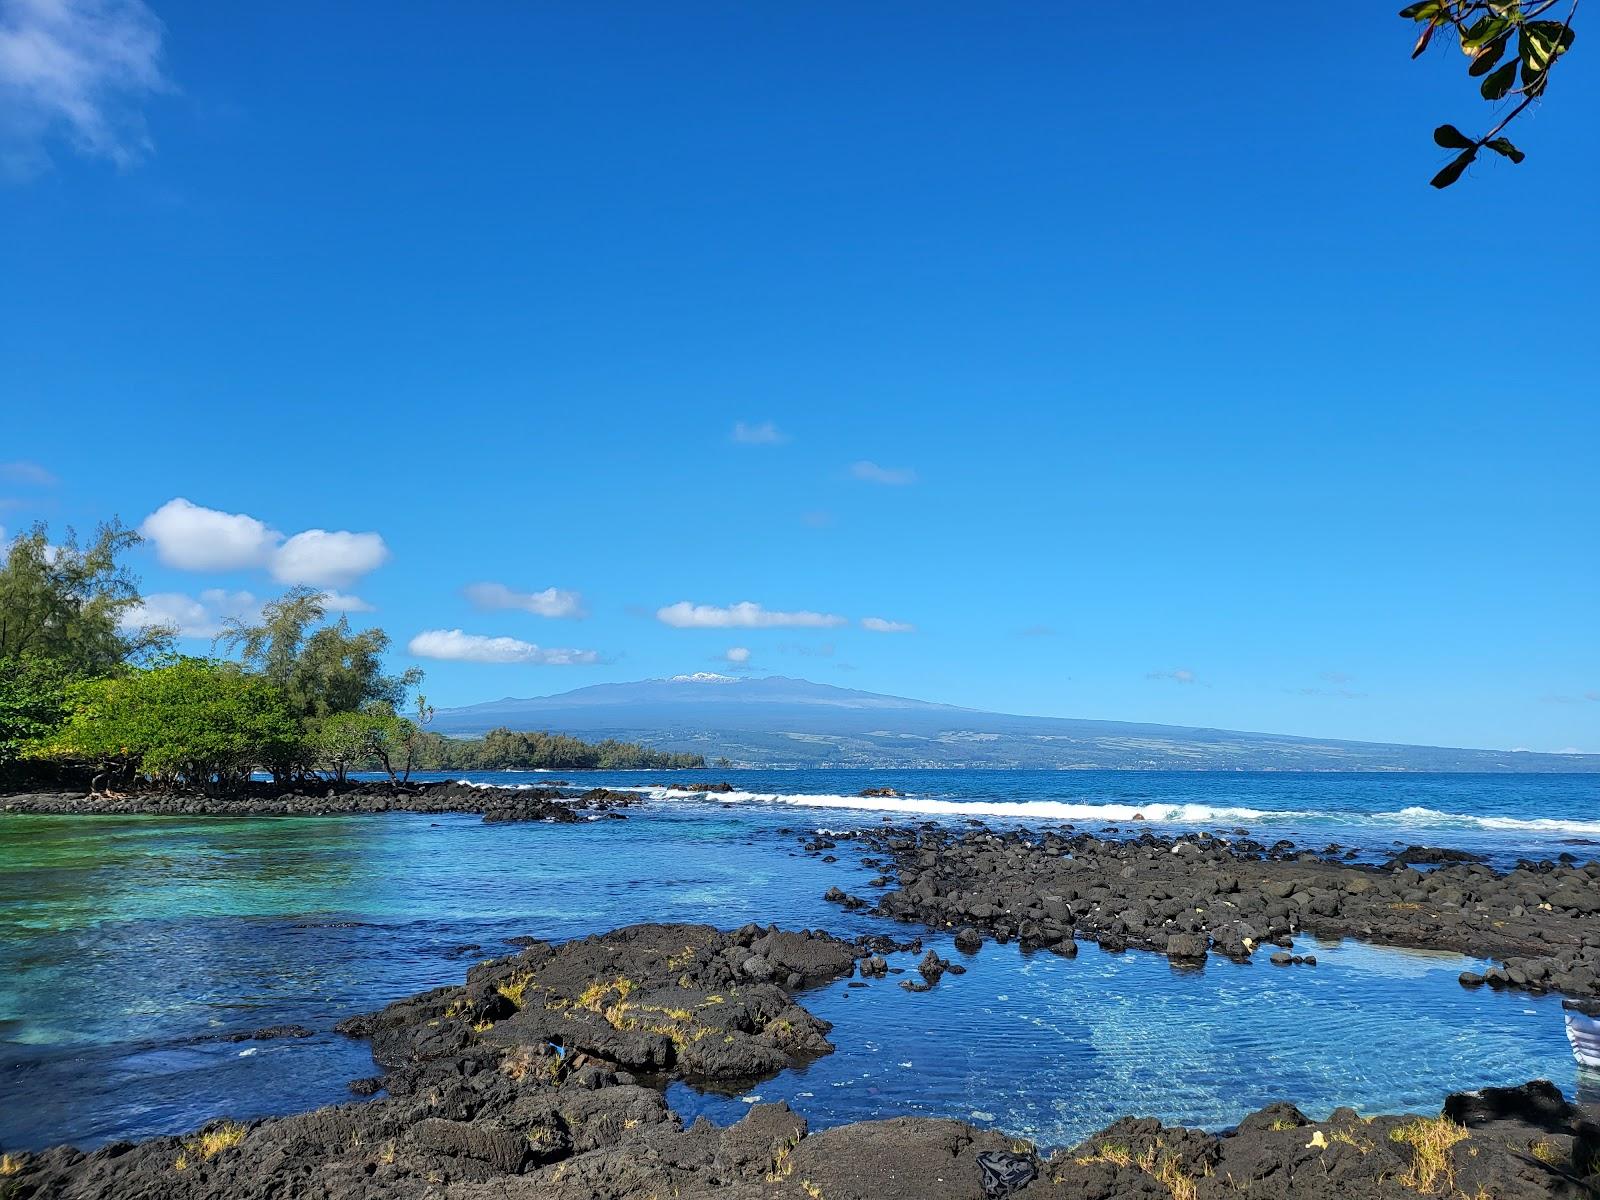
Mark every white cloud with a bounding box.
[464,581,586,619]
[850,460,917,486]
[139,498,390,589]
[861,616,914,634]
[0,0,167,176]
[407,628,601,666]
[271,528,389,588]
[119,588,259,639]
[656,600,847,629]
[140,498,279,572]
[731,420,787,445]
[319,590,374,613]
[0,460,55,485]
[1147,667,1198,685]
[721,646,751,664]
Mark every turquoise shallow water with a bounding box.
[1,771,1596,1153]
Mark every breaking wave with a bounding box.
[640,787,1273,825]
[639,787,1600,836]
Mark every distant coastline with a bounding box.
[427,675,1600,772]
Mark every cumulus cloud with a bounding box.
[0,0,168,176]
[140,498,279,572]
[731,420,787,445]
[464,581,586,619]
[271,529,389,588]
[656,600,847,629]
[139,499,390,589]
[850,460,917,486]
[119,588,259,639]
[1147,667,1198,685]
[720,646,751,664]
[861,616,914,633]
[319,590,374,613]
[0,460,56,485]
[407,629,601,665]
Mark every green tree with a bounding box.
[0,658,73,768]
[305,704,420,783]
[306,709,383,783]
[35,659,302,793]
[1402,1,1578,186]
[0,520,167,673]
[388,694,434,783]
[216,586,421,720]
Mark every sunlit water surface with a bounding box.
[2,770,1596,1152]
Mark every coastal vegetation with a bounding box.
[0,519,700,793]
[405,728,703,771]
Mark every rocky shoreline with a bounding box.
[0,780,647,822]
[4,920,1597,1199]
[820,823,1600,1003]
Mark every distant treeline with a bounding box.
[408,728,704,771]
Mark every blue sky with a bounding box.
[2,2,1597,752]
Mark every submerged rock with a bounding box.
[6,917,1594,1199]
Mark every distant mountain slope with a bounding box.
[430,675,1600,772]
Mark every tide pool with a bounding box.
[1,773,1594,1152]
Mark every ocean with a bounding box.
[2,770,1596,1153]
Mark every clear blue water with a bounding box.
[1,770,1596,1154]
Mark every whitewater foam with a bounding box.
[640,786,1272,825]
[1380,806,1600,836]
[639,787,1600,837]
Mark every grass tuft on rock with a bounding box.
[1388,1116,1468,1193]
[173,1121,247,1171]
[1067,1139,1200,1200]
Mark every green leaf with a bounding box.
[1431,147,1478,189]
[1468,37,1509,75]
[1460,15,1511,51]
[1485,137,1526,163]
[1521,20,1576,73]
[1480,58,1518,99]
[1433,124,1475,149]
[1398,0,1440,17]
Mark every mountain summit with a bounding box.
[431,676,1598,772]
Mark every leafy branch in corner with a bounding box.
[1401,0,1578,186]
